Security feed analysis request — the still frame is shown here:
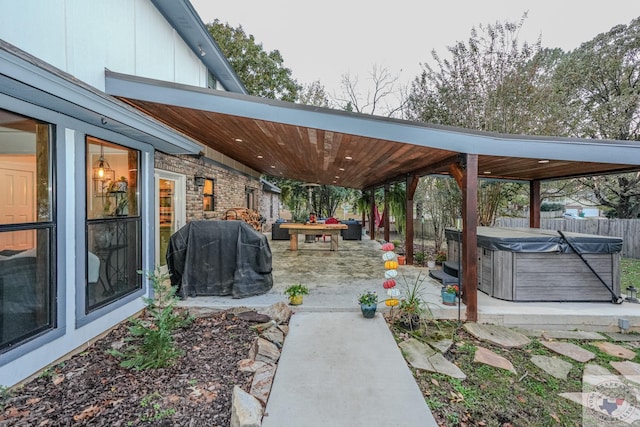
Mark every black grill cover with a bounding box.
[166,221,273,298]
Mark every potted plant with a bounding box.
[413,251,426,266]
[442,284,459,306]
[435,250,447,266]
[392,239,406,265]
[395,272,431,330]
[284,283,308,305]
[357,290,378,318]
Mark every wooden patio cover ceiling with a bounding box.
[108,74,640,190]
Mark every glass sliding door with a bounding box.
[155,171,185,267]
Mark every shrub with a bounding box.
[108,268,193,370]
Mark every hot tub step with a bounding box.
[443,261,462,278]
[429,269,459,286]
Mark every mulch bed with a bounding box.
[1,311,257,426]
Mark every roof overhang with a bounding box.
[105,71,640,189]
[0,41,202,155]
[150,0,247,94]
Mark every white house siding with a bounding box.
[0,0,207,90]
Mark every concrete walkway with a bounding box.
[261,311,437,427]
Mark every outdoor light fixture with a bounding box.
[198,44,206,57]
[626,286,639,303]
[92,144,114,194]
[194,175,205,187]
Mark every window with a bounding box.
[86,137,140,312]
[0,109,55,352]
[203,178,214,211]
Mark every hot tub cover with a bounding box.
[166,220,273,298]
[445,227,623,254]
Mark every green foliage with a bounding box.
[108,268,193,370]
[357,290,378,305]
[418,177,460,252]
[284,283,309,297]
[0,385,12,412]
[540,202,563,212]
[139,392,176,422]
[206,20,299,101]
[622,258,640,289]
[413,251,426,265]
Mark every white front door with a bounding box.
[0,156,35,250]
[154,171,186,266]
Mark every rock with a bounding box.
[540,340,596,363]
[594,342,637,360]
[249,338,281,364]
[398,338,466,379]
[261,325,285,349]
[231,385,263,427]
[542,330,605,340]
[258,302,292,324]
[583,363,616,386]
[429,339,453,354]
[188,307,222,318]
[530,355,573,380]
[250,363,276,404]
[249,320,277,333]
[464,323,531,348]
[278,324,289,336]
[238,311,272,323]
[605,332,640,342]
[237,359,268,373]
[473,346,516,374]
[610,361,640,384]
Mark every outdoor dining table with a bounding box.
[279,223,348,251]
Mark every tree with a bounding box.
[334,64,408,118]
[408,15,545,225]
[206,20,299,101]
[298,80,331,107]
[552,17,640,218]
[420,177,461,252]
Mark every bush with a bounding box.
[108,268,193,370]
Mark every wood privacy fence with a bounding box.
[495,218,640,259]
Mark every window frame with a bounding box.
[0,110,56,354]
[203,178,215,212]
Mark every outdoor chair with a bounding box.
[319,217,340,242]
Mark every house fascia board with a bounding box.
[0,42,202,155]
[150,0,247,94]
[105,71,640,167]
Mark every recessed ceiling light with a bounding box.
[335,176,340,179]
[483,171,492,175]
[538,159,550,164]
[270,165,276,169]
[339,168,345,171]
[234,138,243,142]
[345,156,353,160]
[257,155,263,159]
[333,180,337,184]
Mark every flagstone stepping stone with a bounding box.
[398,338,466,380]
[428,338,453,354]
[530,355,573,380]
[464,323,530,348]
[559,392,640,424]
[594,342,637,360]
[542,330,605,340]
[541,340,596,363]
[583,363,617,386]
[610,361,640,384]
[605,332,640,342]
[473,346,516,374]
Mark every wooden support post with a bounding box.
[384,184,390,243]
[461,154,478,322]
[529,180,541,228]
[406,174,419,265]
[369,189,375,240]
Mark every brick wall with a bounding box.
[155,152,261,222]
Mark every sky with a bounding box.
[190,1,640,96]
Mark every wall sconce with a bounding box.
[194,175,205,187]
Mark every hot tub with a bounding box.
[445,227,623,302]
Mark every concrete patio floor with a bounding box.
[177,234,640,332]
